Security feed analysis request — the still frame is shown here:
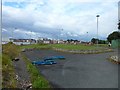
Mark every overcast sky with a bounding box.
[2,0,119,41]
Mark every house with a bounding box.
[58,40,64,44]
[37,37,51,44]
[2,41,9,44]
[9,38,36,45]
[66,39,80,44]
[51,40,58,44]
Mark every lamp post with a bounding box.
[60,28,63,40]
[96,15,100,47]
[86,32,88,42]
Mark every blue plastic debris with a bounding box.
[32,60,57,65]
[32,56,65,65]
[44,56,65,60]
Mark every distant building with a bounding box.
[58,40,64,44]
[66,39,81,44]
[51,40,58,44]
[9,38,36,45]
[37,37,66,44]
[37,37,51,44]
[2,41,9,44]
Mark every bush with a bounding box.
[2,42,20,59]
[2,54,16,88]
[2,42,19,88]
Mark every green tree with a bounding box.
[107,31,120,43]
[2,42,20,59]
[98,40,107,44]
[118,20,120,29]
[91,38,98,44]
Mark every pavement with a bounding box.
[23,49,118,88]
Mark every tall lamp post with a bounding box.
[86,32,88,42]
[96,15,100,47]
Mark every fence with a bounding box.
[111,39,120,48]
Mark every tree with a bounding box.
[107,31,120,43]
[91,38,98,44]
[91,38,107,44]
[98,40,107,44]
[118,20,120,29]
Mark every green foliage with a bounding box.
[107,31,120,43]
[2,54,16,88]
[91,38,98,44]
[91,38,108,44]
[51,44,107,50]
[98,40,108,44]
[118,20,120,29]
[22,55,51,88]
[2,42,20,59]
[2,43,19,88]
[20,44,51,50]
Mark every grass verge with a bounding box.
[22,54,51,88]
[20,44,52,50]
[2,42,52,88]
[2,42,20,88]
[51,44,108,50]
[2,54,17,88]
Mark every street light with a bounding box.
[60,28,63,40]
[96,15,100,47]
[86,32,88,42]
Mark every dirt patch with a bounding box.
[12,54,32,89]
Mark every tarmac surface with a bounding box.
[23,49,118,88]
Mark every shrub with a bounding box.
[2,54,16,88]
[2,42,20,59]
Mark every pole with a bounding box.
[61,28,63,40]
[96,15,100,47]
[87,32,88,42]
[30,31,31,44]
[0,0,2,89]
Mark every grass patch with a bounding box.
[20,44,52,50]
[2,54,16,88]
[2,42,20,59]
[51,44,108,50]
[2,42,20,88]
[19,43,108,51]
[22,54,51,88]
[2,42,52,88]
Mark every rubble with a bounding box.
[109,55,119,64]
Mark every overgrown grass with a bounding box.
[2,42,52,88]
[22,55,51,88]
[51,44,108,50]
[19,43,108,51]
[2,42,20,88]
[2,54,16,88]
[2,42,20,59]
[0,54,2,88]
[20,44,51,50]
